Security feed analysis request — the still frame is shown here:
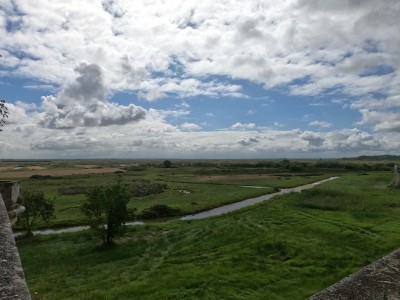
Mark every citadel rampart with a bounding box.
[0,181,30,299]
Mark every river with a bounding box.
[14,177,338,237]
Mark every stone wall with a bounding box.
[395,165,400,188]
[0,187,31,299]
[308,248,400,300]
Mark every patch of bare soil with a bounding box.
[73,164,98,169]
[26,166,47,171]
[0,167,124,179]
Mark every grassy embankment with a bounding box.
[17,171,400,299]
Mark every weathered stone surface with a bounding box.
[0,181,24,225]
[395,165,400,188]
[0,181,20,208]
[0,193,31,300]
[308,248,400,300]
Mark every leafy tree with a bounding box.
[0,99,8,131]
[163,160,172,168]
[81,180,134,246]
[18,189,55,236]
[0,55,9,131]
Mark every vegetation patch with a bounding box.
[58,185,93,195]
[138,204,182,219]
[30,174,53,180]
[295,189,362,211]
[129,180,166,197]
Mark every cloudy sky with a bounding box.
[1,0,400,159]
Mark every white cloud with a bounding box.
[180,122,201,131]
[231,122,256,130]
[238,136,259,146]
[309,120,333,128]
[1,0,400,158]
[1,0,399,101]
[37,63,146,129]
[358,110,400,133]
[300,131,325,147]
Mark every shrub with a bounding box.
[130,180,166,197]
[138,204,181,219]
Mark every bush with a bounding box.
[138,204,181,219]
[130,180,166,197]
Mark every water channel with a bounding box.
[14,177,338,237]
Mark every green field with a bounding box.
[13,161,335,228]
[14,163,400,299]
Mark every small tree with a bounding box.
[163,160,172,168]
[81,180,134,246]
[0,99,8,131]
[0,55,9,131]
[18,189,55,236]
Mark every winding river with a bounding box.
[14,177,338,237]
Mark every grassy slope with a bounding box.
[18,172,400,299]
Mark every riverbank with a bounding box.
[14,177,337,237]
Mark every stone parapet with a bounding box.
[0,181,25,225]
[0,193,31,299]
[308,248,400,300]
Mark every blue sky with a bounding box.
[1,0,400,159]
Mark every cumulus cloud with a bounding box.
[358,110,400,133]
[349,95,400,133]
[38,63,146,129]
[238,136,259,146]
[231,122,256,130]
[309,120,333,128]
[2,0,400,159]
[300,131,325,147]
[180,122,201,131]
[2,0,399,100]
[325,128,382,151]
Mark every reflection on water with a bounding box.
[13,177,338,236]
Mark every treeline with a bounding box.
[344,155,400,161]
[193,159,395,175]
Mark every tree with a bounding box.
[163,160,172,168]
[18,189,55,236]
[0,99,8,131]
[1,55,10,131]
[81,180,134,246]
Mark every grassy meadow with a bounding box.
[6,159,400,299]
[7,160,334,227]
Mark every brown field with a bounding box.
[0,167,124,179]
[26,166,47,171]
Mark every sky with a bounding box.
[1,0,400,159]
